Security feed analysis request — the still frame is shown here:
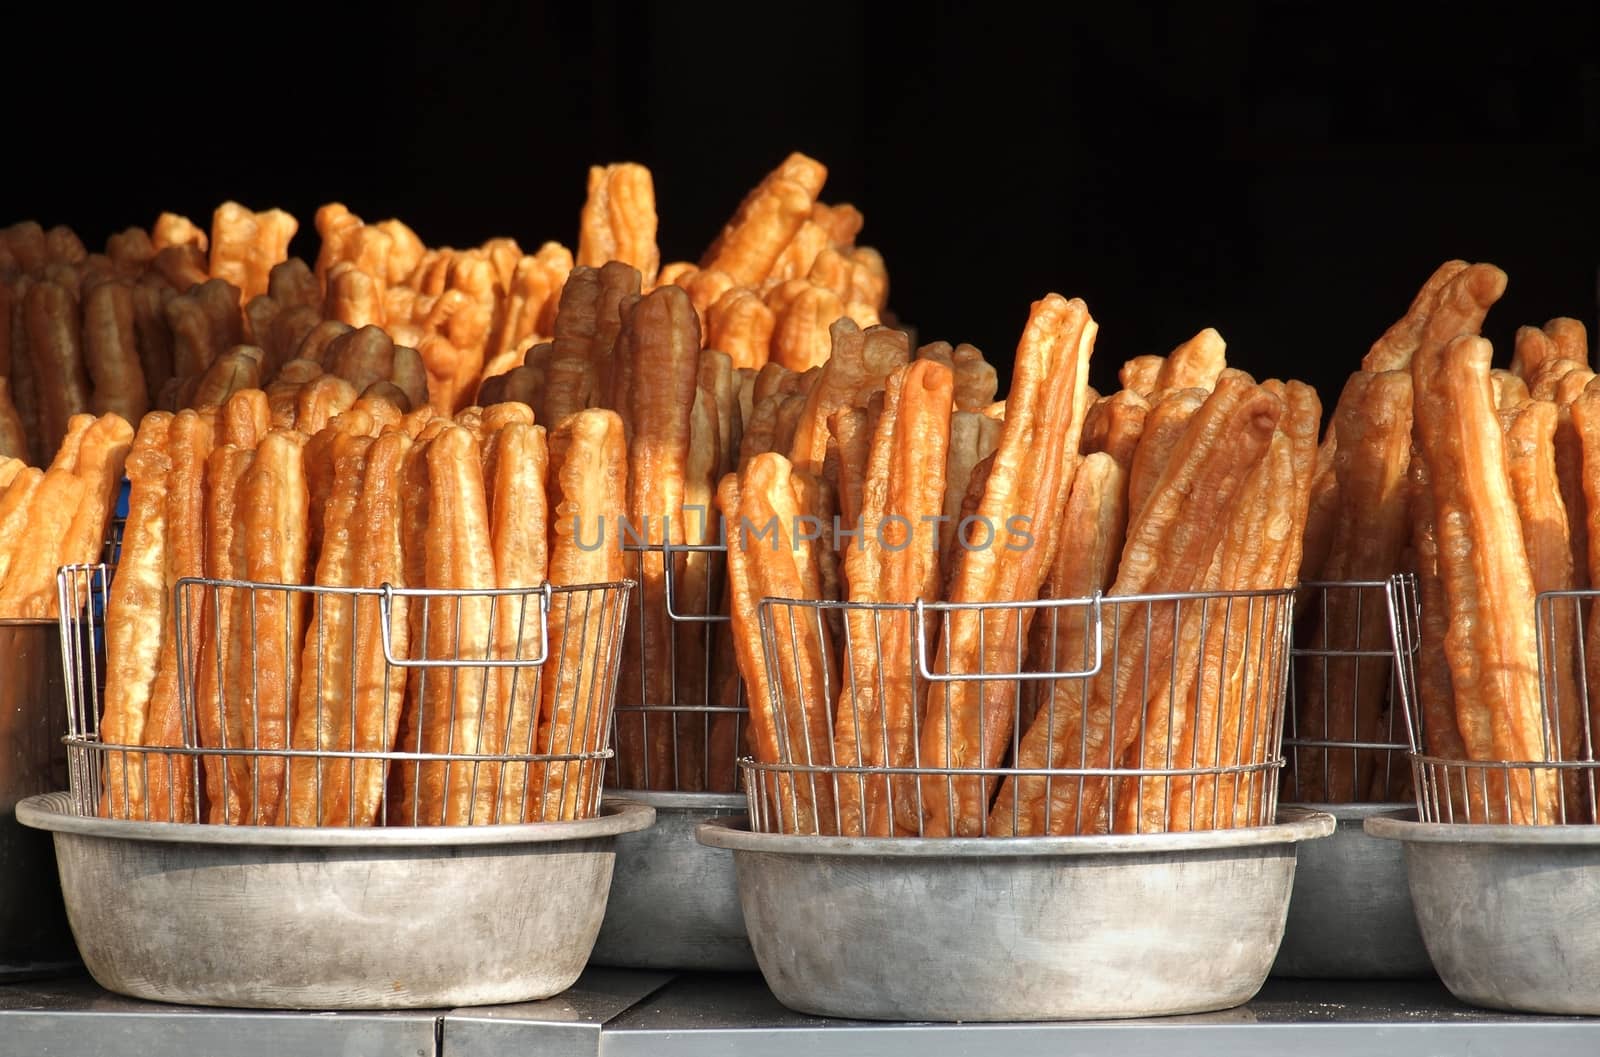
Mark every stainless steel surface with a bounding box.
[751,588,1295,837]
[17,792,654,1010]
[598,975,1600,1057]
[0,974,441,1057]
[696,808,1334,1022]
[1367,809,1600,1014]
[589,790,754,971]
[441,966,672,1057]
[57,565,632,825]
[1270,802,1432,978]
[0,619,78,976]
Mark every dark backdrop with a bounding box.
[9,1,1598,406]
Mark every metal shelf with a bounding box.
[6,970,1600,1056]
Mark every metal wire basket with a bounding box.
[743,587,1296,838]
[1406,587,1600,825]
[56,564,632,827]
[609,540,746,793]
[1281,575,1420,803]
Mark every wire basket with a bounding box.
[1407,587,1600,825]
[57,564,632,827]
[609,540,746,793]
[1281,575,1420,803]
[743,587,1296,838]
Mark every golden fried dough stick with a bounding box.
[614,287,701,788]
[0,468,84,619]
[1415,335,1553,824]
[208,203,298,302]
[1154,328,1227,393]
[153,213,208,253]
[578,162,660,286]
[1296,371,1413,802]
[97,415,174,819]
[717,470,786,811]
[989,454,1128,834]
[916,295,1096,836]
[59,413,134,569]
[1408,449,1471,805]
[1567,382,1600,765]
[152,244,210,292]
[701,153,828,287]
[770,220,832,285]
[1298,429,1341,584]
[82,278,149,423]
[1511,326,1561,383]
[1079,390,1149,472]
[1492,368,1532,409]
[195,444,252,822]
[705,287,775,370]
[1361,260,1471,372]
[482,424,549,821]
[48,414,96,474]
[325,261,384,330]
[188,345,264,409]
[286,432,372,826]
[534,409,628,820]
[294,374,359,436]
[0,468,43,591]
[1544,317,1589,366]
[1043,374,1283,835]
[737,452,840,833]
[217,388,269,449]
[0,457,21,489]
[24,279,92,457]
[106,227,156,273]
[1501,400,1584,817]
[767,280,844,372]
[1126,387,1207,525]
[1527,357,1590,402]
[312,204,362,284]
[1118,355,1164,399]
[788,320,908,476]
[940,410,1002,570]
[224,429,311,825]
[828,406,872,531]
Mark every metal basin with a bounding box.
[1271,802,1433,978]
[1367,810,1600,1015]
[18,793,654,1009]
[697,807,1334,1022]
[0,621,79,978]
[589,790,755,971]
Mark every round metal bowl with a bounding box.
[1367,809,1600,1015]
[0,621,80,979]
[1271,802,1433,978]
[697,807,1334,1022]
[17,792,654,1010]
[589,790,755,971]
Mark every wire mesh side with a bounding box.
[1281,576,1419,803]
[57,564,113,818]
[60,571,632,827]
[610,540,746,793]
[743,588,1295,838]
[1407,588,1600,825]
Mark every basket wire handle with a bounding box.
[913,592,1105,683]
[379,582,553,668]
[661,538,732,625]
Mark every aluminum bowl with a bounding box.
[1367,809,1600,1015]
[0,621,79,978]
[17,792,654,1009]
[1271,802,1433,978]
[697,807,1334,1022]
[589,790,755,971]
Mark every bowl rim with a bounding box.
[1365,808,1600,845]
[696,805,1334,857]
[16,791,655,846]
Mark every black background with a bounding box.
[9,1,1598,408]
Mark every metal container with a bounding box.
[697,807,1334,1022]
[590,790,755,971]
[1271,802,1433,978]
[0,621,79,978]
[17,792,654,1010]
[1367,810,1600,1015]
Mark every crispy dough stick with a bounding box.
[1154,328,1226,393]
[719,471,786,815]
[226,430,310,825]
[220,388,271,449]
[1543,318,1589,366]
[486,425,549,822]
[0,470,85,619]
[1080,390,1149,472]
[989,454,1127,834]
[740,452,839,834]
[0,469,43,587]
[1362,261,1471,372]
[25,281,92,457]
[1408,450,1471,812]
[940,410,1001,564]
[706,287,775,371]
[1512,327,1561,385]
[97,415,173,819]
[1502,400,1584,818]
[1126,387,1207,527]
[1300,371,1413,803]
[1052,374,1283,834]
[700,153,827,287]
[1492,369,1531,410]
[1417,335,1554,824]
[1119,355,1164,398]
[401,426,497,826]
[83,279,149,423]
[828,406,872,531]
[59,413,134,570]
[1567,381,1600,790]
[915,295,1095,837]
[0,381,25,462]
[535,409,628,820]
[578,163,660,286]
[286,433,372,826]
[197,445,253,823]
[788,320,908,476]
